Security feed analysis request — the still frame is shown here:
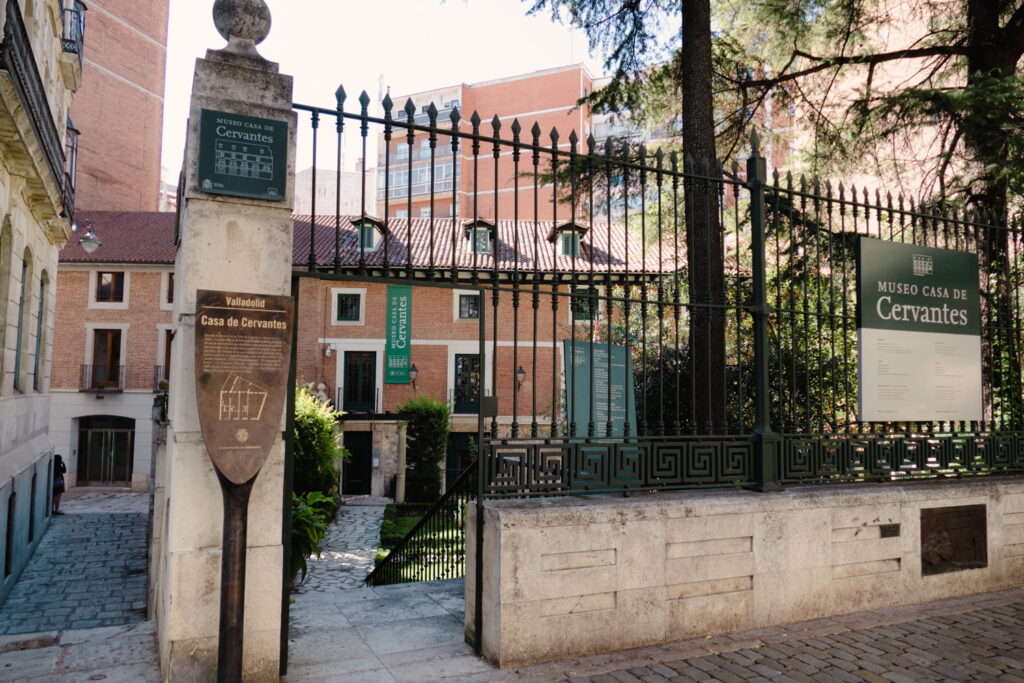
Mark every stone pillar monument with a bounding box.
[152,1,295,679]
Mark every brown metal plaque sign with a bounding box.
[195,289,294,484]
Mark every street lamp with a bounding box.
[75,218,102,254]
[516,365,526,388]
[409,363,419,391]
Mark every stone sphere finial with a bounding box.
[213,0,271,57]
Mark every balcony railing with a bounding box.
[0,0,70,215]
[378,144,454,165]
[80,365,125,392]
[61,5,85,67]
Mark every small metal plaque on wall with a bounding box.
[195,289,294,484]
[920,504,987,576]
[197,109,288,201]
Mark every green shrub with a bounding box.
[293,385,347,498]
[290,491,336,582]
[398,396,451,502]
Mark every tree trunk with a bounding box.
[682,0,726,432]
[964,0,1022,428]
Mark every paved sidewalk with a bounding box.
[0,491,149,636]
[481,587,1024,682]
[298,499,388,592]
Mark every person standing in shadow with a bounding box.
[52,454,67,515]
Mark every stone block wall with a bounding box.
[467,479,1024,667]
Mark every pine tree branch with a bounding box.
[732,45,968,90]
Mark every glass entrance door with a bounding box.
[77,416,134,486]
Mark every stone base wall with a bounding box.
[466,479,1024,667]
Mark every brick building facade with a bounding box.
[51,210,659,498]
[69,0,168,211]
[377,64,594,222]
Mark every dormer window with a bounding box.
[548,221,589,257]
[463,219,496,254]
[560,232,580,257]
[352,216,385,251]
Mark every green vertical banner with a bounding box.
[385,286,412,383]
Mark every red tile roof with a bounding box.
[59,211,178,264]
[60,211,682,274]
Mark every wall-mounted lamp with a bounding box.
[409,363,419,391]
[74,218,102,254]
[516,365,526,388]
[324,345,332,358]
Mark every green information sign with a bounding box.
[197,109,287,201]
[562,340,637,437]
[385,286,412,383]
[857,237,982,421]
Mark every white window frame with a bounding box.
[569,284,606,324]
[323,338,385,413]
[88,270,130,310]
[452,289,482,322]
[357,225,378,252]
[559,232,581,257]
[447,341,494,415]
[83,323,130,386]
[159,271,174,311]
[468,229,490,254]
[331,287,366,326]
[155,323,173,367]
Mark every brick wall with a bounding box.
[51,267,173,391]
[71,0,169,211]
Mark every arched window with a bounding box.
[0,217,11,391]
[33,270,48,392]
[13,248,33,394]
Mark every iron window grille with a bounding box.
[570,287,600,321]
[336,293,361,322]
[453,353,481,414]
[458,293,480,319]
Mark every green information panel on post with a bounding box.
[561,340,638,437]
[857,237,982,421]
[197,109,287,201]
[385,286,412,383]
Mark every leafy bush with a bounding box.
[293,384,347,498]
[398,396,451,502]
[290,491,336,582]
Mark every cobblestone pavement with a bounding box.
[0,492,149,636]
[296,499,387,592]
[483,587,1024,683]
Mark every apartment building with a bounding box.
[49,211,174,491]
[0,0,82,603]
[68,0,168,211]
[377,64,594,221]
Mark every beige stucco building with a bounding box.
[0,0,81,605]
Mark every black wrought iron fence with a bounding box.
[366,464,476,586]
[292,88,1024,499]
